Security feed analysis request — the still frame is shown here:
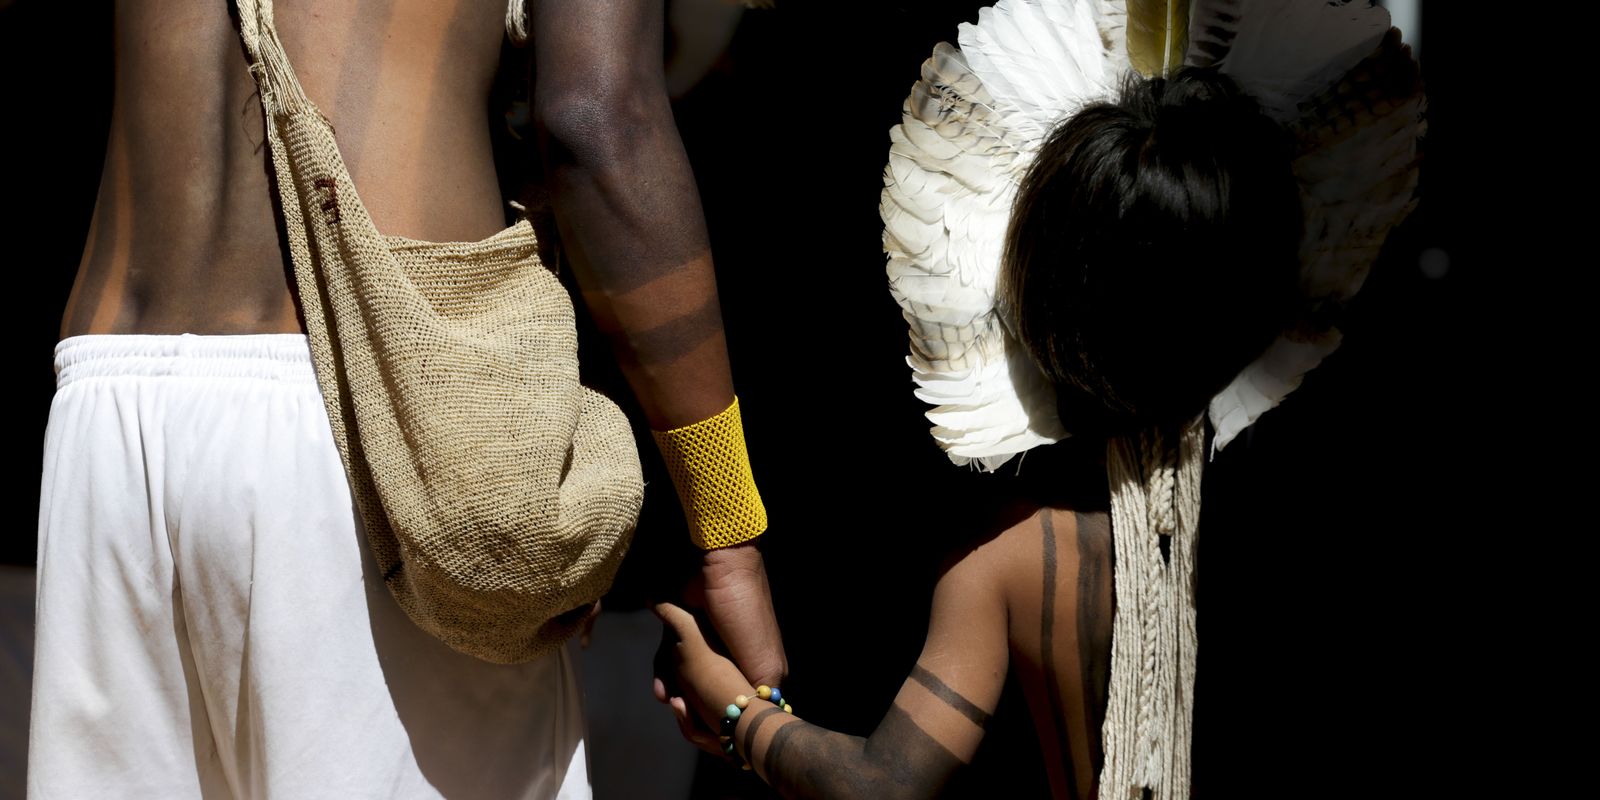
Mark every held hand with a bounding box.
[654,602,754,753]
[698,542,788,689]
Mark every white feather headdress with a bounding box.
[883,0,1424,466]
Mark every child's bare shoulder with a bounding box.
[936,503,1108,602]
[943,505,1112,646]
[961,503,1104,566]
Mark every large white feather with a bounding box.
[883,0,1124,470]
[959,0,1126,141]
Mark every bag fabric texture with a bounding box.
[235,0,644,664]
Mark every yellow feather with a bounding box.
[1127,0,1190,77]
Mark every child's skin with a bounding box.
[657,506,1114,800]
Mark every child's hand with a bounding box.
[654,602,757,748]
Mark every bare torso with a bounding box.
[62,0,509,338]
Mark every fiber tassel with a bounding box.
[1102,415,1203,799]
[505,0,529,44]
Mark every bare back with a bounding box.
[63,0,510,338]
[1004,508,1114,798]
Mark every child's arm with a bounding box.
[657,540,1009,799]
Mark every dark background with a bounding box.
[1,1,1509,796]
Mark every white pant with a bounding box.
[30,334,590,799]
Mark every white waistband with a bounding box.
[54,333,319,388]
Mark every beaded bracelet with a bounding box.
[720,685,793,770]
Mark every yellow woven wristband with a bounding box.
[650,397,768,550]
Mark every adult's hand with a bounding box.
[698,541,786,689]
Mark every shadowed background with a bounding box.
[2,1,1500,798]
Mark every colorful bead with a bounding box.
[722,740,736,757]
[768,687,783,705]
[735,694,750,709]
[721,716,738,736]
[756,685,771,700]
[724,704,742,720]
[783,703,792,714]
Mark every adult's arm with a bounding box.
[527,0,785,688]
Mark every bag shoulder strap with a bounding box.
[235,0,315,120]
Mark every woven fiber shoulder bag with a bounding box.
[235,0,644,664]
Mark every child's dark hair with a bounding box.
[1001,67,1302,436]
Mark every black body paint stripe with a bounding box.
[1041,511,1081,799]
[909,664,992,728]
[741,706,783,763]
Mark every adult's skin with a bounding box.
[62,0,785,687]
